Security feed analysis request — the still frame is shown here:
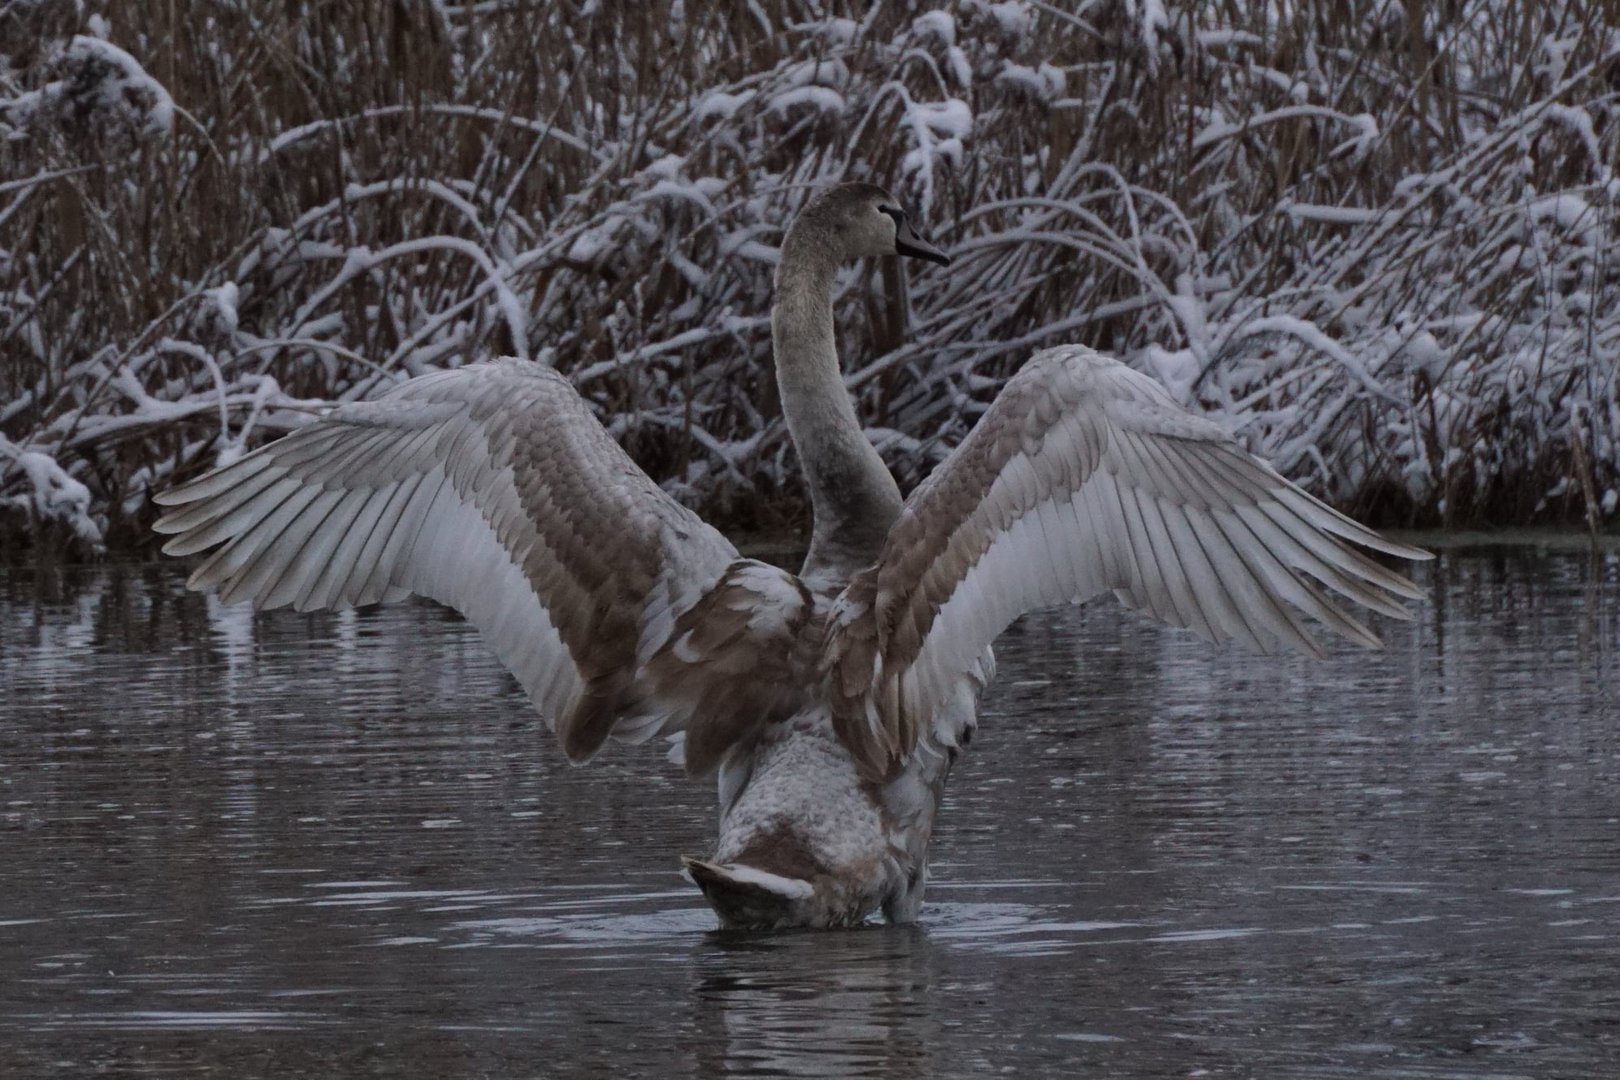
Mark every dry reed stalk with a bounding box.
[1,0,1615,553]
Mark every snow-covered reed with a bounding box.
[2,0,1616,552]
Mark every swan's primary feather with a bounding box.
[154,359,807,774]
[825,345,1431,780]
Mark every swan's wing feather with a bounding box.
[825,345,1431,779]
[155,359,805,772]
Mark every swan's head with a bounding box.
[793,182,951,266]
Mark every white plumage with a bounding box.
[823,345,1428,778]
[156,183,1429,930]
[155,360,765,764]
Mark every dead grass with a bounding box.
[2,0,1616,553]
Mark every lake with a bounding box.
[1,545,1616,1077]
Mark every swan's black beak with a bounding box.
[882,205,951,266]
[895,217,951,266]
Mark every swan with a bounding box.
[154,182,1430,930]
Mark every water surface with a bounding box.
[1,547,1616,1077]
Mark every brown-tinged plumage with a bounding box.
[822,347,1428,782]
[154,183,1429,930]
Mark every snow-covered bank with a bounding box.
[2,2,1616,553]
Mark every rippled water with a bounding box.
[2,545,1617,1077]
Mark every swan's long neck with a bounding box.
[773,229,903,584]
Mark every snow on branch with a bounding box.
[2,1,1616,552]
[6,35,174,146]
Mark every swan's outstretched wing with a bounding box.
[825,345,1431,779]
[154,359,809,774]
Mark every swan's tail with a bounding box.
[681,856,817,930]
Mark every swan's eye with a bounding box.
[877,204,905,229]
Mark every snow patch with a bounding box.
[14,35,176,141]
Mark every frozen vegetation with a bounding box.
[1,0,1616,552]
